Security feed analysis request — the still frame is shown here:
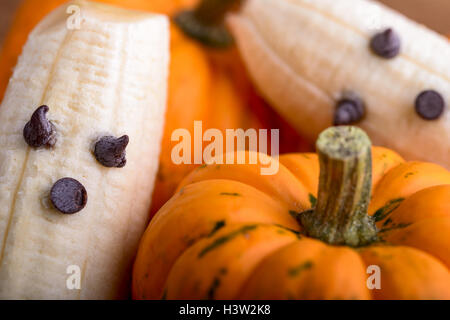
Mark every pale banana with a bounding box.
[228,0,450,168]
[0,0,169,299]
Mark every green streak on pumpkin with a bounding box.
[274,224,301,238]
[382,218,393,227]
[207,277,221,299]
[288,261,313,277]
[373,198,405,222]
[220,192,242,197]
[308,194,317,207]
[199,225,258,258]
[208,220,226,237]
[379,223,412,233]
[289,210,300,219]
[207,268,228,299]
[404,171,417,179]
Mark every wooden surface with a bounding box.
[378,0,450,34]
[0,0,21,44]
[0,0,449,45]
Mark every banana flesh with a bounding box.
[228,0,450,168]
[0,0,169,299]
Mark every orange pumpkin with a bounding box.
[0,0,308,215]
[133,126,450,300]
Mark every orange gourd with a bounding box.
[133,126,450,300]
[0,0,308,215]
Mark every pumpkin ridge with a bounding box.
[382,216,450,268]
[177,152,312,210]
[198,224,259,258]
[359,245,450,299]
[163,223,299,299]
[132,179,300,299]
[369,162,450,214]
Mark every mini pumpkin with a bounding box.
[133,126,450,300]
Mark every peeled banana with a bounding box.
[0,0,169,299]
[228,0,450,168]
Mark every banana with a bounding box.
[228,0,450,168]
[0,0,169,299]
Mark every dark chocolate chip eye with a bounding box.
[370,28,401,59]
[50,178,87,214]
[23,105,57,148]
[333,93,366,126]
[415,90,445,120]
[94,135,129,168]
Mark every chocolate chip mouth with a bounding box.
[415,90,445,120]
[50,178,87,214]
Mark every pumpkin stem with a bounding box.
[174,0,242,48]
[300,126,378,247]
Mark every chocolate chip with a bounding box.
[23,105,57,148]
[415,90,445,120]
[94,135,129,168]
[370,28,401,59]
[333,94,366,126]
[50,178,87,214]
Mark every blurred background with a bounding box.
[0,0,449,45]
[377,0,450,34]
[0,0,20,44]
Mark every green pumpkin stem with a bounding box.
[174,0,242,48]
[300,126,378,247]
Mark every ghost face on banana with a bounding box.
[228,0,450,169]
[0,1,169,299]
